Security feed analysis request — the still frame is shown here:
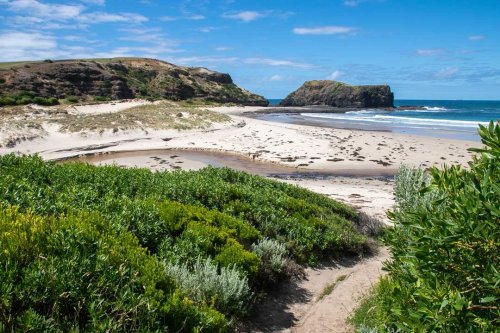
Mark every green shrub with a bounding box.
[0,156,367,265]
[16,96,33,105]
[252,238,289,284]
[0,149,370,328]
[165,257,252,317]
[33,96,58,106]
[353,121,500,332]
[93,96,109,102]
[0,206,227,332]
[65,96,79,103]
[214,239,261,277]
[0,97,16,106]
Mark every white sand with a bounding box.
[67,99,152,115]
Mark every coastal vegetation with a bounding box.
[0,155,369,331]
[351,121,499,332]
[0,93,59,106]
[0,101,231,148]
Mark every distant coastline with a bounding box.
[254,99,499,141]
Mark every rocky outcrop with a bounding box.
[279,80,393,108]
[0,58,268,106]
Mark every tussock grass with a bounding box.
[54,102,230,132]
[318,274,348,301]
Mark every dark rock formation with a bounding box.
[279,80,394,108]
[0,58,268,106]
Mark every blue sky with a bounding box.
[0,0,499,99]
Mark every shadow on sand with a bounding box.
[237,251,377,332]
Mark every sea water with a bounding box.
[267,99,500,141]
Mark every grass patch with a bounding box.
[318,274,348,301]
[0,101,231,147]
[51,101,230,132]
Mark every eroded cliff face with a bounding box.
[0,58,268,106]
[279,80,394,108]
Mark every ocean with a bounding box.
[266,99,500,141]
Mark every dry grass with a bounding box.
[0,101,231,147]
[54,102,230,132]
[318,274,348,301]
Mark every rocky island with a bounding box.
[0,57,268,106]
[279,80,394,108]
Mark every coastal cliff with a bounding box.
[279,80,394,108]
[0,58,268,106]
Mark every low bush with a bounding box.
[33,96,58,106]
[65,96,79,103]
[252,238,289,284]
[93,95,110,102]
[0,97,17,106]
[16,96,33,105]
[0,206,227,332]
[0,156,367,265]
[165,257,252,317]
[0,153,370,328]
[352,121,499,332]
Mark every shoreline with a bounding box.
[0,101,480,222]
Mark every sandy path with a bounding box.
[241,248,389,333]
[238,175,392,333]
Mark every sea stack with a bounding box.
[279,80,394,108]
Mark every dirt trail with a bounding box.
[292,248,389,333]
[240,177,393,333]
[241,248,389,333]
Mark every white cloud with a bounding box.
[222,10,293,22]
[469,35,485,41]
[222,10,263,22]
[159,14,205,21]
[170,56,313,69]
[327,70,344,80]
[78,12,148,24]
[436,67,458,78]
[416,48,444,56]
[0,31,56,49]
[197,26,218,33]
[0,31,58,61]
[293,26,357,35]
[2,0,84,20]
[268,74,284,81]
[343,0,380,6]
[118,28,182,54]
[172,56,239,66]
[215,46,232,51]
[244,57,315,69]
[0,0,147,28]
[344,0,361,6]
[81,0,105,5]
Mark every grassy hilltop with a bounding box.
[0,57,268,107]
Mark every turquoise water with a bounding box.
[265,99,500,141]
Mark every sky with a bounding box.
[0,0,499,100]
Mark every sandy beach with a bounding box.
[0,101,478,220]
[0,101,481,332]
